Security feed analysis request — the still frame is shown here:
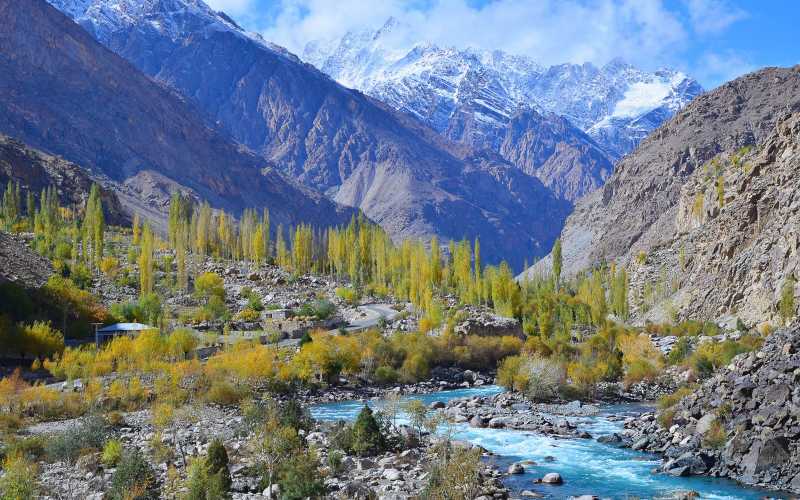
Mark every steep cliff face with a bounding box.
[46,0,571,268]
[629,112,800,326]
[497,110,612,201]
[0,135,126,225]
[0,0,356,230]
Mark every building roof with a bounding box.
[97,322,154,333]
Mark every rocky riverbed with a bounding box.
[609,327,800,495]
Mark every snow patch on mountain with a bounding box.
[612,79,679,119]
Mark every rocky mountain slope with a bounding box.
[0,135,127,225]
[523,66,800,325]
[623,326,800,493]
[0,0,356,231]
[45,0,571,268]
[303,20,702,199]
[0,232,53,288]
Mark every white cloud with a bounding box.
[259,0,690,70]
[685,0,748,35]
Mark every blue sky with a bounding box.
[206,0,799,89]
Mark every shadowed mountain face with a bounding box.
[0,0,357,231]
[47,0,571,268]
[522,66,800,324]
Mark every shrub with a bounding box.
[45,415,108,464]
[689,337,761,379]
[335,287,359,305]
[195,273,225,303]
[2,436,46,462]
[183,457,227,500]
[658,386,695,411]
[205,439,231,492]
[207,381,249,406]
[277,452,325,500]
[423,446,482,500]
[101,439,123,467]
[350,406,386,456]
[500,355,565,402]
[0,454,39,500]
[373,365,399,385]
[108,449,158,500]
[234,308,260,322]
[667,337,692,365]
[246,294,264,312]
[703,419,728,449]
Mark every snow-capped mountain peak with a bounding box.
[302,20,703,160]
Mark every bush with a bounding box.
[205,439,231,492]
[277,452,325,500]
[0,454,39,499]
[373,365,399,385]
[689,337,761,379]
[667,337,692,365]
[703,419,728,449]
[45,415,108,464]
[335,287,359,305]
[108,449,158,500]
[184,457,227,500]
[234,308,260,322]
[195,273,225,303]
[207,381,249,406]
[350,406,386,456]
[498,355,564,401]
[1,436,46,462]
[101,439,123,467]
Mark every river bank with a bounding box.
[311,386,792,499]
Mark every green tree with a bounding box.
[205,439,231,492]
[552,238,562,288]
[350,406,386,456]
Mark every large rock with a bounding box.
[662,453,715,476]
[741,438,791,479]
[540,472,563,484]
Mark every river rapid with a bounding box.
[311,386,786,499]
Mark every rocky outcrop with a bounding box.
[621,327,800,493]
[522,66,800,325]
[0,0,356,230]
[453,311,523,338]
[0,135,126,225]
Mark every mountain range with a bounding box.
[303,19,703,199]
[39,0,578,268]
[2,0,706,270]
